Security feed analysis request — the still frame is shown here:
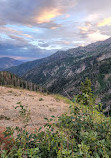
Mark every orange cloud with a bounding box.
[23,34,32,38]
[79,27,89,32]
[50,27,57,30]
[63,41,70,45]
[0,26,32,39]
[97,17,111,27]
[35,9,61,24]
[79,23,92,33]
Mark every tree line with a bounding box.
[0,71,46,93]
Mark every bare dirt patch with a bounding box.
[0,86,69,132]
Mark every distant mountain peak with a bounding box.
[0,57,23,71]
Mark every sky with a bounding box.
[0,0,111,61]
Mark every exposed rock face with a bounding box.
[97,53,111,61]
[75,63,86,74]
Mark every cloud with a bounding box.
[0,0,111,59]
[0,0,76,26]
[97,17,111,27]
[0,26,32,39]
[76,0,111,14]
[79,22,92,33]
[88,31,109,42]
[38,42,50,48]
[0,41,55,60]
[8,34,28,45]
[37,21,62,29]
[35,9,61,24]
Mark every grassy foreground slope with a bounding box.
[0,79,111,158]
[0,86,69,131]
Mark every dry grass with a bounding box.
[0,86,69,132]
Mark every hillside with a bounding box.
[7,38,111,76]
[0,71,45,93]
[7,37,111,110]
[23,39,111,109]
[0,86,69,131]
[0,57,23,70]
[0,80,111,157]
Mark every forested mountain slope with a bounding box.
[0,71,45,92]
[22,39,111,108]
[7,38,110,76]
[7,37,111,110]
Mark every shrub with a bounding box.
[0,79,111,157]
[39,98,44,101]
[0,127,14,154]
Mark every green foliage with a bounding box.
[99,59,111,74]
[76,78,95,107]
[1,79,111,157]
[80,78,92,94]
[54,94,72,104]
[0,71,46,93]
[15,102,31,127]
[102,93,111,102]
[39,98,44,101]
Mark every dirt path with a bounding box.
[0,86,69,132]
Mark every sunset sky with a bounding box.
[0,0,111,60]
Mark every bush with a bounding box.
[0,79,111,158]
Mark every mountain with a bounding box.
[7,37,111,110]
[6,57,48,76]
[6,50,72,76]
[7,38,110,76]
[7,41,104,76]
[0,57,23,70]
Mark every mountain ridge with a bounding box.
[0,57,23,70]
[6,37,111,110]
[7,37,111,76]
